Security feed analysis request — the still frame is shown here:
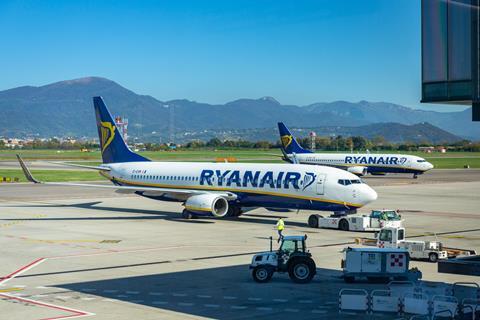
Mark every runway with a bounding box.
[0,169,478,319]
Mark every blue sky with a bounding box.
[0,0,467,111]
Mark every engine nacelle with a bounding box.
[347,166,367,176]
[184,194,229,217]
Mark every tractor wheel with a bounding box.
[339,219,350,231]
[428,252,438,263]
[288,257,316,284]
[252,266,273,283]
[181,209,193,219]
[308,214,319,228]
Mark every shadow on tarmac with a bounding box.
[53,264,378,320]
[1,201,313,228]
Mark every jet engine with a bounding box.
[347,166,367,176]
[184,194,229,217]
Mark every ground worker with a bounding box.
[276,218,285,242]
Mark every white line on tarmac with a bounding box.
[172,293,187,297]
[126,291,139,294]
[299,299,313,303]
[231,306,248,310]
[81,297,96,301]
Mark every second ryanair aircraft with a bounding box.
[278,123,434,179]
[17,97,377,219]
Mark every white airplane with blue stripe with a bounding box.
[16,97,377,219]
[278,123,434,179]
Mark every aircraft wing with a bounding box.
[47,161,111,171]
[16,155,237,200]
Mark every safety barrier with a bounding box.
[339,282,479,318]
[462,298,480,320]
[338,289,369,312]
[389,281,418,298]
[404,293,430,316]
[453,282,480,301]
[371,290,400,313]
[431,295,458,318]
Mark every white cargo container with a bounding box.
[341,247,421,283]
[308,209,403,232]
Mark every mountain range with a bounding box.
[0,77,476,143]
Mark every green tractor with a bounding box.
[249,235,316,284]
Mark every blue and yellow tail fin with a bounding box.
[277,122,312,155]
[94,96,150,163]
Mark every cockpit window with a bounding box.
[338,179,360,186]
[417,160,426,163]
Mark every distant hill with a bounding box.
[182,122,462,144]
[0,77,472,143]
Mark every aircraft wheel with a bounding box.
[413,174,418,179]
[227,206,242,217]
[308,214,319,228]
[181,209,193,219]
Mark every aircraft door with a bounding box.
[316,174,326,195]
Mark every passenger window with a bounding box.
[398,229,405,240]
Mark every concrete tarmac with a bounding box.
[0,170,479,319]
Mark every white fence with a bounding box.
[338,289,369,312]
[338,281,479,318]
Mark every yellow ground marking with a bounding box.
[0,288,23,293]
[0,214,46,228]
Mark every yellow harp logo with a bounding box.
[281,135,293,148]
[100,121,115,152]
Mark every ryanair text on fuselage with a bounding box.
[344,156,407,165]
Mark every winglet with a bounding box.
[16,155,41,183]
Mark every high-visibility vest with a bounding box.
[276,220,285,231]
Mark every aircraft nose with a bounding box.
[361,185,378,204]
[426,162,434,170]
